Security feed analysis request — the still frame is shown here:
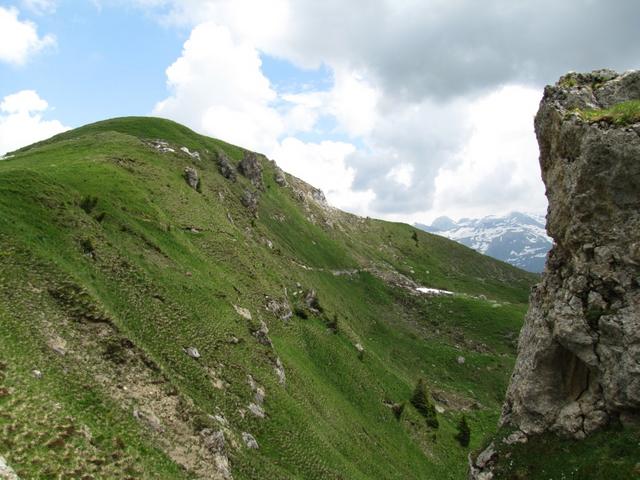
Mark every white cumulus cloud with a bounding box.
[0,90,69,156]
[0,6,55,65]
[430,85,546,220]
[137,0,640,222]
[153,22,283,154]
[271,137,376,213]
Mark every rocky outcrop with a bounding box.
[273,166,287,187]
[183,167,200,191]
[217,151,237,181]
[501,70,640,439]
[240,189,260,215]
[239,151,264,189]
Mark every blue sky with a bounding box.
[1,0,639,223]
[0,1,332,127]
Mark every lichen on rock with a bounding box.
[501,69,640,439]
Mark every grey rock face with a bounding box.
[274,357,286,385]
[217,151,237,181]
[242,432,259,449]
[183,167,199,190]
[239,151,264,189]
[265,297,293,322]
[273,167,287,187]
[240,189,259,215]
[501,70,640,439]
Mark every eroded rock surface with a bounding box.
[239,151,264,189]
[216,151,237,181]
[501,70,640,439]
[184,167,200,191]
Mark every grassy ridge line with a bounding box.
[0,117,534,479]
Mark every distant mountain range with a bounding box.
[416,212,552,273]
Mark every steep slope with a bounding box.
[470,70,640,480]
[0,117,536,479]
[417,212,552,273]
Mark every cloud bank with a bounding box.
[144,0,640,221]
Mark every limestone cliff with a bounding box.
[501,69,640,438]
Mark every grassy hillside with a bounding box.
[0,117,536,479]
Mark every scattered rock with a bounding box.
[239,151,264,189]
[200,428,225,453]
[503,430,527,445]
[469,442,497,480]
[180,146,200,160]
[242,432,259,449]
[184,347,201,359]
[251,320,272,347]
[273,167,287,187]
[146,139,175,153]
[234,305,252,321]
[199,437,233,479]
[457,356,466,365]
[501,70,640,438]
[240,189,259,214]
[265,297,293,322]
[32,369,43,379]
[183,167,200,190]
[133,408,164,433]
[476,443,496,468]
[247,403,265,418]
[0,455,19,480]
[355,343,365,360]
[274,357,286,385]
[303,289,322,313]
[216,151,237,181]
[47,336,67,356]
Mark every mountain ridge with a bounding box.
[0,116,535,479]
[417,211,552,273]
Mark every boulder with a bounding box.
[183,167,200,190]
[234,305,252,321]
[242,432,259,449]
[184,346,201,359]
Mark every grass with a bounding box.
[487,424,640,479]
[577,100,640,126]
[0,116,539,479]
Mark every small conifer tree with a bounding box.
[455,415,471,447]
[410,379,439,429]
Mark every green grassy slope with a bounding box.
[0,117,537,479]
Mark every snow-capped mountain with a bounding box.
[416,212,552,273]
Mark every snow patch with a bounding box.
[416,287,454,296]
